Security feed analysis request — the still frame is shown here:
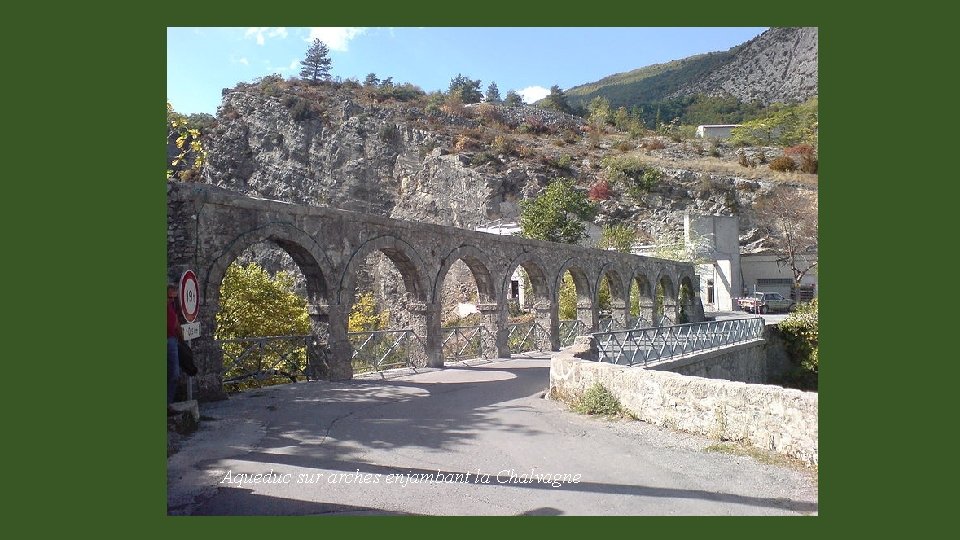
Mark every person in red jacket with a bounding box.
[167,284,182,411]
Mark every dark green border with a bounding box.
[19,0,930,535]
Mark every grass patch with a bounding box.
[704,441,816,473]
[572,382,624,417]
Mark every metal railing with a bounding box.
[593,317,764,367]
[507,321,550,353]
[441,325,494,362]
[598,317,648,333]
[558,319,586,347]
[349,329,415,373]
[217,335,313,390]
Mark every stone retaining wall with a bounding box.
[550,350,818,465]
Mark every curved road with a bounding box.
[167,356,817,516]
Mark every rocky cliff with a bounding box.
[204,81,813,244]
[667,27,818,105]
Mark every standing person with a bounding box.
[167,284,182,412]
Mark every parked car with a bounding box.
[736,292,796,314]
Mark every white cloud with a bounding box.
[519,86,549,104]
[245,27,288,46]
[306,27,366,52]
[229,55,250,66]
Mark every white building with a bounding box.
[695,124,740,140]
[683,212,818,311]
[740,252,818,301]
[684,213,742,312]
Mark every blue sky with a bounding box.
[167,27,768,116]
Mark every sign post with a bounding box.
[179,270,200,400]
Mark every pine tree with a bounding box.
[504,90,522,107]
[448,74,483,104]
[300,39,332,84]
[544,85,572,114]
[485,82,501,103]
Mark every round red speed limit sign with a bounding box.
[179,270,200,323]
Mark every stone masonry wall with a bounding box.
[648,340,768,383]
[550,351,818,464]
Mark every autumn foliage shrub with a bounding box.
[769,156,798,172]
[588,180,612,201]
[785,144,818,174]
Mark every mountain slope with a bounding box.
[667,27,818,104]
[564,27,817,110]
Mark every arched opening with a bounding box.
[212,240,327,394]
[629,274,653,328]
[655,275,676,325]
[437,250,497,362]
[503,258,551,353]
[678,276,696,324]
[597,268,627,331]
[345,242,429,374]
[557,265,592,347]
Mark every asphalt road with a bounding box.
[168,355,817,516]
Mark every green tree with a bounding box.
[300,38,332,84]
[543,85,572,114]
[363,73,380,87]
[185,112,216,131]
[558,273,577,320]
[215,262,311,390]
[215,262,310,340]
[612,106,631,131]
[519,179,598,244]
[448,73,483,104]
[729,98,818,147]
[777,298,818,390]
[598,223,636,253]
[504,90,522,107]
[485,81,501,103]
[588,96,611,127]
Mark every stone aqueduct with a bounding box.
[167,182,705,400]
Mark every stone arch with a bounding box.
[339,235,430,305]
[556,258,595,334]
[199,221,336,396]
[629,270,655,326]
[503,253,555,350]
[502,253,551,308]
[204,221,334,306]
[679,274,697,323]
[596,263,628,328]
[433,244,498,304]
[655,272,677,324]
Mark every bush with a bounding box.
[642,138,666,150]
[518,115,548,134]
[289,99,313,121]
[491,135,516,155]
[777,298,818,390]
[769,156,798,172]
[475,102,503,126]
[378,124,401,143]
[573,382,623,416]
[786,144,818,174]
[588,180,612,201]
